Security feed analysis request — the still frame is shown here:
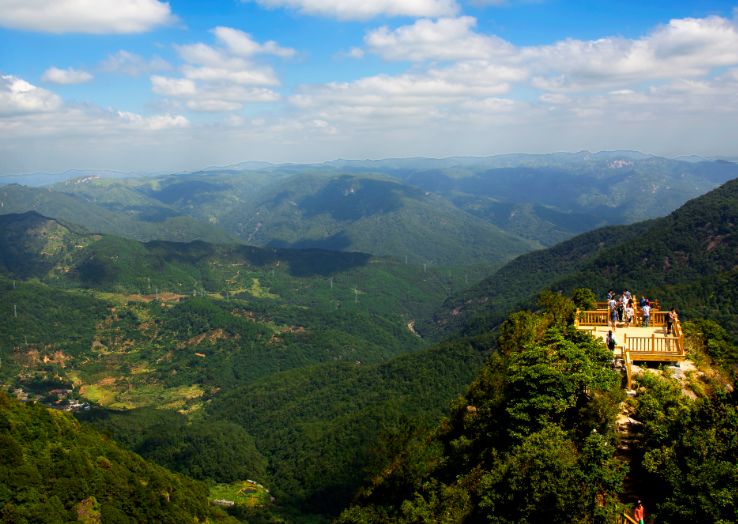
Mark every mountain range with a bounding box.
[2,152,737,268]
[1,155,737,522]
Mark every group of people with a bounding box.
[606,289,639,331]
[606,289,678,335]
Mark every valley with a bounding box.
[1,155,737,522]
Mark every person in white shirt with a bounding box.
[642,303,651,327]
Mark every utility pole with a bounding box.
[329,277,333,290]
[13,304,17,318]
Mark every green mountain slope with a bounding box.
[431,176,738,340]
[340,294,738,523]
[204,337,488,512]
[294,153,738,245]
[339,299,627,523]
[0,214,490,518]
[219,173,538,266]
[8,153,735,266]
[0,391,234,523]
[0,184,234,244]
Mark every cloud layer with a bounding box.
[0,0,175,34]
[245,0,458,20]
[42,67,93,85]
[151,26,293,112]
[2,7,738,173]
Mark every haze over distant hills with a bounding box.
[429,176,738,340]
[1,152,736,268]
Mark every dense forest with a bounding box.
[0,391,237,523]
[432,177,738,341]
[1,172,737,522]
[340,293,738,523]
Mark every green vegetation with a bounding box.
[0,213,490,519]
[2,166,737,522]
[206,338,487,513]
[626,326,738,523]
[341,291,738,524]
[0,391,236,523]
[77,409,268,484]
[433,177,738,341]
[0,184,234,244]
[339,293,627,523]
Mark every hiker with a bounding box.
[666,308,676,335]
[633,500,645,524]
[625,300,634,326]
[609,299,618,331]
[642,302,650,327]
[606,330,617,351]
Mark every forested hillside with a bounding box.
[4,153,736,266]
[0,184,234,244]
[340,293,738,523]
[1,166,736,522]
[431,177,738,340]
[0,214,489,520]
[0,391,236,523]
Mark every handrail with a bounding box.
[622,512,639,524]
[626,335,684,355]
[577,310,609,326]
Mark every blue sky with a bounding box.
[1,0,738,174]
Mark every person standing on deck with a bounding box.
[665,308,676,335]
[625,300,634,326]
[609,298,618,331]
[642,302,651,327]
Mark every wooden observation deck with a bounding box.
[575,300,685,389]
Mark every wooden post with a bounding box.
[651,333,655,352]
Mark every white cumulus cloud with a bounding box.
[244,0,458,20]
[213,26,296,58]
[0,0,176,34]
[527,15,738,91]
[151,76,197,96]
[0,74,61,115]
[366,17,512,61]
[42,67,93,85]
[117,111,189,130]
[153,27,292,112]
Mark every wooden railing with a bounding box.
[624,350,633,389]
[622,512,639,524]
[625,334,684,355]
[576,309,609,326]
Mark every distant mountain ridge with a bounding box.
[2,151,737,268]
[429,176,738,340]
